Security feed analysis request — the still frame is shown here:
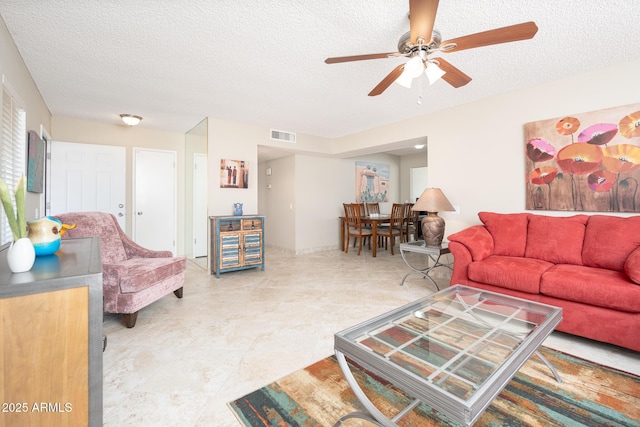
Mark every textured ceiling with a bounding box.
[1,1,640,140]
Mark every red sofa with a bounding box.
[448,212,640,352]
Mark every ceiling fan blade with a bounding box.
[410,0,439,45]
[434,58,471,88]
[368,64,405,96]
[442,21,538,53]
[325,53,398,64]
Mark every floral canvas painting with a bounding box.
[356,161,390,202]
[524,103,640,212]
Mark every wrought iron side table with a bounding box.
[399,240,452,289]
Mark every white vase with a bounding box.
[7,237,36,273]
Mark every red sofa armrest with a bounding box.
[448,226,494,287]
[625,246,640,284]
[448,225,494,261]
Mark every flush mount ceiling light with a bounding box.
[120,114,142,126]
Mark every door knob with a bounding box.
[118,213,124,217]
[118,204,124,208]
[137,212,143,215]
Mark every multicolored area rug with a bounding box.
[229,347,640,426]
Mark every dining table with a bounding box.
[340,214,391,257]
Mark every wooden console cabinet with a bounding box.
[210,215,265,278]
[0,237,103,427]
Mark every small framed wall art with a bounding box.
[220,158,249,189]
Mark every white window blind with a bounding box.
[1,85,27,244]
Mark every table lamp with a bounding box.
[411,188,455,246]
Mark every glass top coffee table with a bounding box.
[334,285,563,426]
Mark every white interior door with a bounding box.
[193,153,207,257]
[49,141,126,228]
[133,148,176,254]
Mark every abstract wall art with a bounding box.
[524,103,640,212]
[27,130,45,193]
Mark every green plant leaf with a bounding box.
[15,176,27,239]
[0,178,20,240]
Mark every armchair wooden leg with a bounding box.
[123,312,138,328]
[174,287,183,298]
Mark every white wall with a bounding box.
[293,155,352,253]
[259,155,296,251]
[0,17,51,222]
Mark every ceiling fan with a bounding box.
[325,0,538,96]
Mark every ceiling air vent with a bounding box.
[270,129,296,143]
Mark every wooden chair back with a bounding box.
[389,203,405,228]
[343,203,371,255]
[365,203,380,215]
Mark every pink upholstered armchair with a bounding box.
[54,212,186,328]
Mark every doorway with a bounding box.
[132,148,177,254]
[185,118,208,268]
[49,141,126,229]
[410,166,428,201]
[193,153,207,257]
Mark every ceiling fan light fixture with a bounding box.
[404,55,425,78]
[120,114,143,126]
[395,70,414,88]
[425,62,446,85]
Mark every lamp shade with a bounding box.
[404,55,425,78]
[395,69,414,88]
[425,62,446,85]
[412,188,455,213]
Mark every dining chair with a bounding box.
[377,203,405,255]
[403,203,419,242]
[365,202,380,216]
[344,203,372,255]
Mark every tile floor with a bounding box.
[102,246,640,426]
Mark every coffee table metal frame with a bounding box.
[334,285,563,427]
[399,240,452,289]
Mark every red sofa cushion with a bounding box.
[625,247,640,284]
[524,214,588,265]
[467,255,554,294]
[478,212,529,257]
[540,264,640,313]
[582,215,640,272]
